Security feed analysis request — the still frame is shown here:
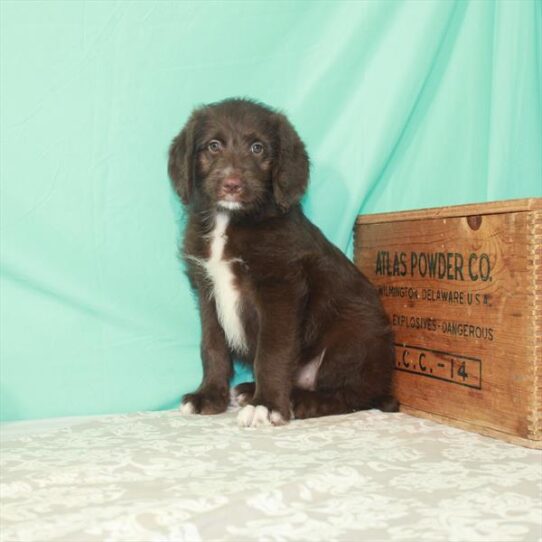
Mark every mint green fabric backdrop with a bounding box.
[1,1,540,421]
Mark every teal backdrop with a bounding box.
[1,1,541,421]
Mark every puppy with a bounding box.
[168,98,397,427]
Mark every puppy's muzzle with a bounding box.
[219,176,243,201]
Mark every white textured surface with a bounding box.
[1,409,541,542]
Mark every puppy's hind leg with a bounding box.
[231,381,255,407]
[292,339,398,419]
[291,388,353,419]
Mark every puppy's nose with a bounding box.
[222,177,242,194]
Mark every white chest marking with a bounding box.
[203,212,247,353]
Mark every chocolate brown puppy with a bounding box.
[168,98,397,427]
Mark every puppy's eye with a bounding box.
[208,140,222,153]
[251,142,264,155]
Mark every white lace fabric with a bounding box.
[1,410,541,541]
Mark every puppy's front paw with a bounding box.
[237,404,289,428]
[180,388,229,415]
[180,401,197,415]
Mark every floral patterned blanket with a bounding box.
[1,409,541,542]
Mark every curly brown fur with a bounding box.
[168,98,397,426]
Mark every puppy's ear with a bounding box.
[168,115,198,205]
[272,113,309,211]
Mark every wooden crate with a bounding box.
[354,198,542,448]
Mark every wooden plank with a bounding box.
[400,406,542,449]
[356,197,542,225]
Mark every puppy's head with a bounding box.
[168,98,309,214]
